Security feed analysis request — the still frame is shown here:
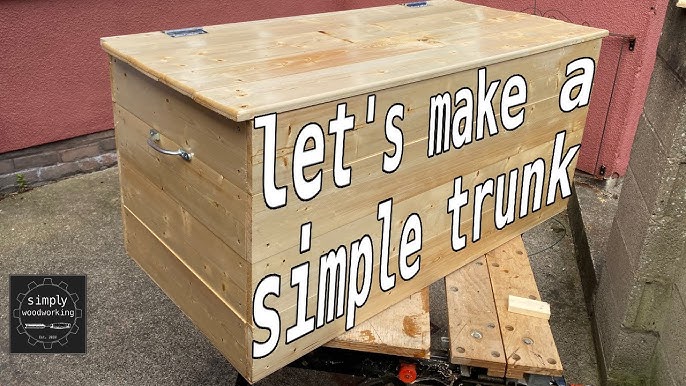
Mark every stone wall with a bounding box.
[593,2,686,385]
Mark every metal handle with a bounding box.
[147,129,193,161]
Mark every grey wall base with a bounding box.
[0,130,117,197]
[571,3,686,385]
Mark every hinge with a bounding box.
[405,1,429,7]
[163,27,207,38]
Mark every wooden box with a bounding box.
[102,1,606,382]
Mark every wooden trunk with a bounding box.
[102,1,606,382]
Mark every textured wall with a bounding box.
[647,3,686,385]
[0,0,347,154]
[0,0,669,178]
[462,0,669,177]
[593,2,686,385]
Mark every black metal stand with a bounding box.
[233,346,568,386]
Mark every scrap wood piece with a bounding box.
[445,256,506,377]
[486,236,563,379]
[326,287,430,358]
[508,295,551,320]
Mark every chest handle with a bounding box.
[147,129,193,161]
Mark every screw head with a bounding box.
[470,330,483,339]
[523,337,534,345]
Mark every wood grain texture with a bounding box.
[326,288,430,358]
[119,158,249,317]
[122,208,250,378]
[251,127,585,297]
[101,0,607,121]
[445,256,506,377]
[508,295,551,320]
[486,237,563,378]
[249,96,589,262]
[111,58,249,191]
[248,40,597,195]
[248,124,580,381]
[250,198,570,381]
[114,103,248,259]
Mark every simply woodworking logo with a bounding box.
[250,57,596,359]
[10,275,86,354]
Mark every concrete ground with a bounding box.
[0,167,599,385]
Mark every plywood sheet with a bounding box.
[327,288,430,358]
[445,256,506,377]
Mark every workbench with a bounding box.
[235,235,564,385]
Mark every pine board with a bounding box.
[101,0,606,121]
[446,256,506,376]
[122,208,250,377]
[486,237,563,378]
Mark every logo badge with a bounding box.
[10,275,86,353]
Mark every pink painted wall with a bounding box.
[458,0,669,177]
[0,0,348,154]
[0,0,669,178]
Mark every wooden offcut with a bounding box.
[508,295,551,320]
[103,0,605,382]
